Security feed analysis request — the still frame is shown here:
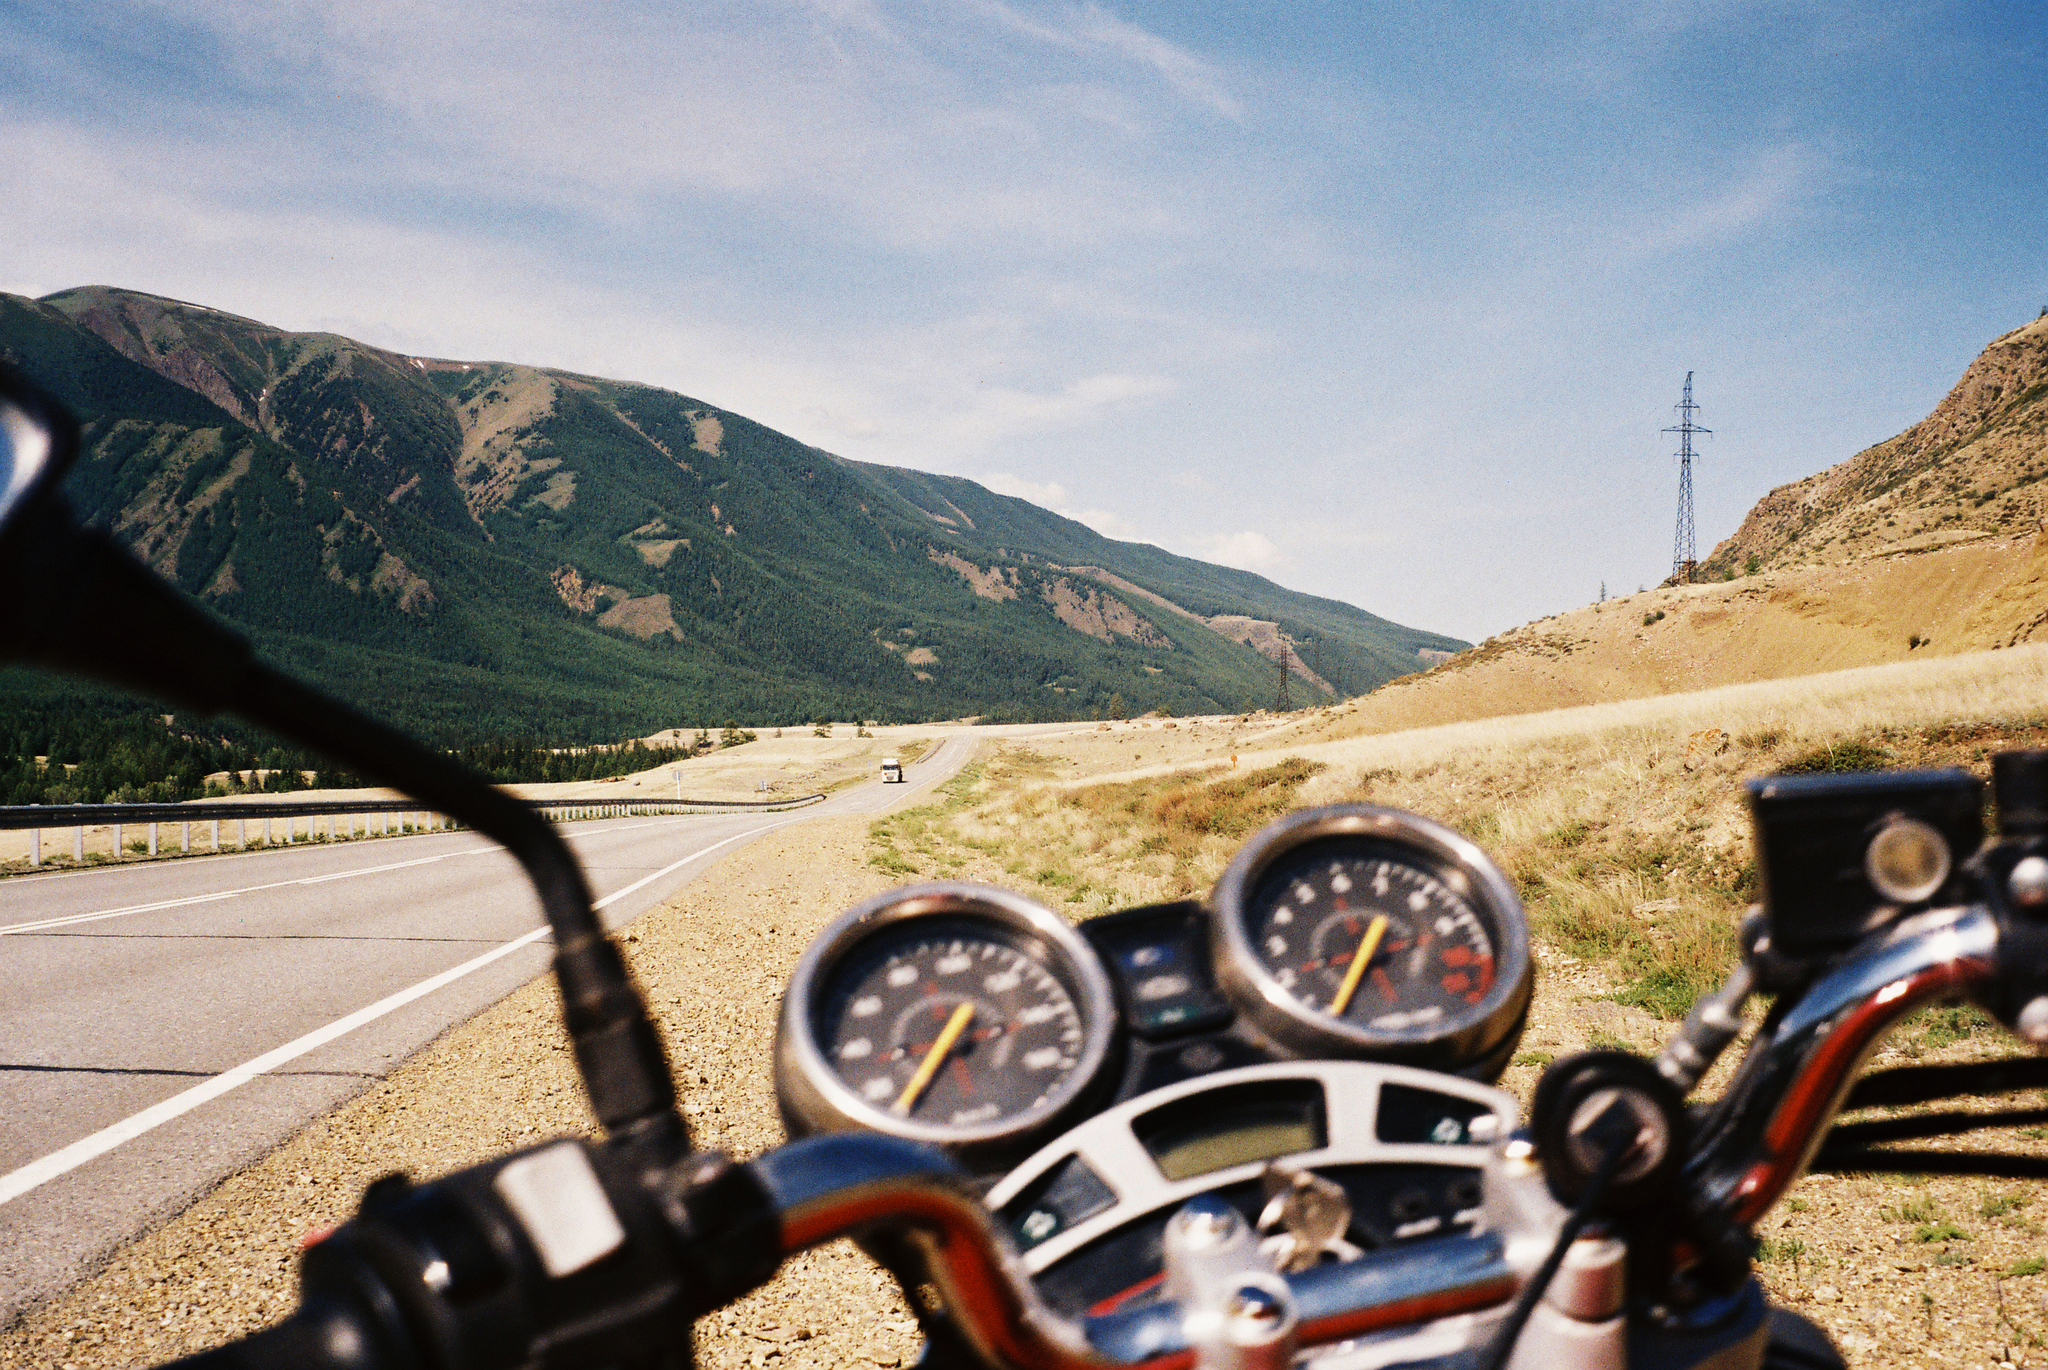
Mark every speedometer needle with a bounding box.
[1328,914,1389,1017]
[894,1002,975,1116]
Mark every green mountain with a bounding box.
[0,286,1464,742]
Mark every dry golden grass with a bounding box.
[886,645,2048,1023]
[1283,555,2048,742]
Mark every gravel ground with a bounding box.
[8,799,2048,1369]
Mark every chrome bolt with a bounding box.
[2011,856,2048,908]
[1225,1282,1288,1332]
[1169,1198,1245,1251]
[2018,996,2048,1047]
[1214,1274,1297,1370]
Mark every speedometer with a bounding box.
[775,883,1119,1167]
[1209,806,1532,1080]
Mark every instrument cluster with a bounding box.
[774,805,1533,1174]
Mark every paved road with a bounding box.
[0,735,976,1322]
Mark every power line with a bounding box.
[1662,372,1710,583]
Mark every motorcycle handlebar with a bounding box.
[153,896,2029,1370]
[1686,903,2003,1227]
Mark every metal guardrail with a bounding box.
[0,792,826,868]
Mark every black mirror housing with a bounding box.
[0,363,79,544]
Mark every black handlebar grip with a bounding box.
[157,1297,412,1370]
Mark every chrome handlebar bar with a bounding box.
[1689,903,2002,1227]
[751,1133,1535,1370]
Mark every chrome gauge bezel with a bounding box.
[1208,805,1533,1075]
[775,882,1120,1164]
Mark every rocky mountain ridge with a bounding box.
[1703,313,2048,575]
[0,286,1463,739]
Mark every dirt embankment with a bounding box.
[1703,313,2048,577]
[1309,531,2048,740]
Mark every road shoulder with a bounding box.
[0,814,926,1370]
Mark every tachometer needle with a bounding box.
[1328,914,1389,1017]
[894,1002,975,1116]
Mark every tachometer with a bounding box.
[1209,807,1532,1080]
[776,883,1119,1166]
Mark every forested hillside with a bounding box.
[0,287,1463,744]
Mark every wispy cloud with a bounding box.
[1205,530,1283,573]
[1642,143,1830,251]
[3,0,2035,644]
[982,471,1147,541]
[958,0,1243,118]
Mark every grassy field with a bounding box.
[873,643,2048,1056]
[859,643,2048,1365]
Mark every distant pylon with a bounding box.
[1662,373,1710,583]
[1275,647,1291,712]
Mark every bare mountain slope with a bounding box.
[1316,314,2048,738]
[1704,313,2048,575]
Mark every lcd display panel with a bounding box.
[1132,1079,1326,1182]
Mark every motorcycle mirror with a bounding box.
[0,367,77,542]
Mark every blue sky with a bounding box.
[2,1,2042,643]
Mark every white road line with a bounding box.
[0,814,712,937]
[590,820,798,911]
[0,846,500,937]
[0,928,551,1207]
[0,818,795,1209]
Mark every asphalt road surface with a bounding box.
[0,734,975,1323]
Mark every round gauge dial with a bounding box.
[1246,852,1498,1029]
[776,884,1119,1166]
[820,919,1088,1129]
[1211,806,1533,1079]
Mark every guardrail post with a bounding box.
[112,821,122,860]
[74,826,83,862]
[212,817,220,851]
[238,817,247,850]
[263,815,272,846]
[29,827,38,866]
[148,822,158,856]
